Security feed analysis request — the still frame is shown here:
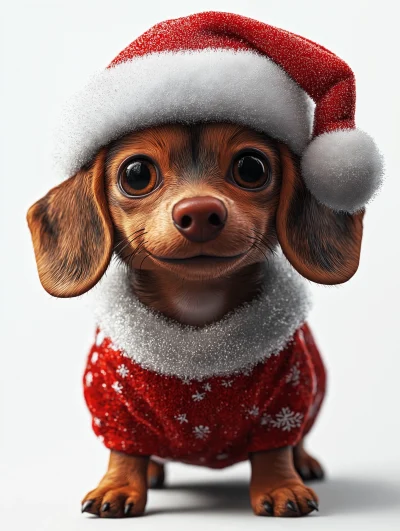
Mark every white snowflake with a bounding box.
[95,331,105,346]
[111,381,123,394]
[193,425,211,439]
[175,413,188,424]
[247,405,260,418]
[260,413,273,427]
[91,351,99,364]
[221,380,233,388]
[286,363,301,386]
[271,407,303,432]
[93,417,102,427]
[182,377,192,385]
[85,372,93,386]
[116,364,129,378]
[192,391,205,402]
[203,383,212,392]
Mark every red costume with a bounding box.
[84,323,325,469]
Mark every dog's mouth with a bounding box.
[151,253,245,265]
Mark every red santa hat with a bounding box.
[55,11,383,213]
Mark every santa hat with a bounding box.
[55,11,383,213]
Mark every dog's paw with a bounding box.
[251,480,319,517]
[81,483,147,518]
[293,446,325,481]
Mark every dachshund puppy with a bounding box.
[27,123,364,517]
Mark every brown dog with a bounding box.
[27,123,364,517]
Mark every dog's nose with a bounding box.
[172,196,227,243]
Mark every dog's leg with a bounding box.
[147,459,166,488]
[293,439,324,481]
[81,451,148,518]
[250,447,319,517]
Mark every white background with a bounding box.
[1,0,399,529]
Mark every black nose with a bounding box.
[172,196,227,243]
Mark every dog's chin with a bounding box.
[147,252,250,280]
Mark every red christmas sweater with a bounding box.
[83,257,326,469]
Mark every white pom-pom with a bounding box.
[301,129,384,213]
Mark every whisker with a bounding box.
[124,240,148,268]
[139,253,151,271]
[115,231,148,256]
[251,241,269,261]
[252,228,273,249]
[113,228,146,252]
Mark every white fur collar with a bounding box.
[92,253,311,381]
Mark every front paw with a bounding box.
[251,480,319,517]
[81,482,147,518]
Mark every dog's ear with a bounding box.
[27,149,113,297]
[276,143,364,285]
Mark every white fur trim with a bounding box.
[54,49,313,177]
[301,129,384,213]
[92,253,312,381]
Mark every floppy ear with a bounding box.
[27,149,113,297]
[276,143,364,285]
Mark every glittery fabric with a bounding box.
[92,253,312,380]
[109,11,355,137]
[83,324,326,468]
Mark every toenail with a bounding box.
[101,502,110,512]
[81,500,94,513]
[286,500,298,512]
[307,499,319,512]
[124,503,134,515]
[262,501,273,515]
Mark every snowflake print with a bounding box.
[193,425,211,439]
[247,405,260,418]
[111,381,123,394]
[260,413,273,427]
[221,380,233,388]
[116,364,129,378]
[182,377,192,385]
[91,351,99,364]
[95,330,105,347]
[286,362,301,386]
[203,383,212,392]
[85,372,93,386]
[93,417,102,427]
[175,413,188,424]
[271,407,303,432]
[192,391,205,402]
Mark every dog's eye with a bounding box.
[118,157,159,197]
[231,152,271,190]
